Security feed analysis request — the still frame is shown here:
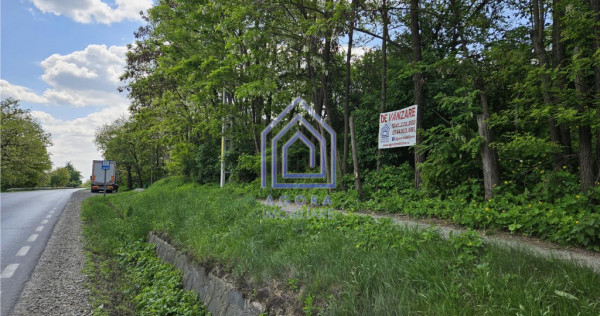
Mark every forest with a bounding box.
[94,0,600,247]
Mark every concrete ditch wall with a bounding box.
[148,233,266,316]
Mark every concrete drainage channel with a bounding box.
[148,233,266,316]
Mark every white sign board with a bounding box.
[378,105,418,149]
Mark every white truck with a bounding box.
[91,160,118,193]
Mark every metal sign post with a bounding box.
[103,169,107,197]
[101,160,110,197]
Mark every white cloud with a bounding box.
[2,44,129,108]
[31,102,129,179]
[340,45,372,62]
[31,0,153,24]
[40,44,127,97]
[1,80,49,103]
[3,43,133,178]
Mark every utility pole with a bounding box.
[349,116,362,196]
[220,89,226,188]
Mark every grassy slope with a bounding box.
[84,177,600,315]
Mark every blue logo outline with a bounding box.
[261,97,336,189]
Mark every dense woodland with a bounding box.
[96,0,599,203]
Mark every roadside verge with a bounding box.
[260,200,600,274]
[12,190,92,315]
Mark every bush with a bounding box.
[83,178,600,315]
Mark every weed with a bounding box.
[82,177,600,315]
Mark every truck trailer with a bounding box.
[91,160,118,193]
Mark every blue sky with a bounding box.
[1,0,153,178]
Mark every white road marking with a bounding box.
[16,246,30,256]
[49,210,54,214]
[45,215,51,219]
[41,219,48,224]
[27,234,38,242]
[1,264,19,278]
[35,226,44,232]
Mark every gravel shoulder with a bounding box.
[11,190,93,316]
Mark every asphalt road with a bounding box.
[1,189,81,316]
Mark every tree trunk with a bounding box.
[307,38,322,117]
[574,45,595,193]
[132,152,143,187]
[335,149,343,190]
[322,36,333,185]
[596,131,600,181]
[376,0,388,175]
[552,0,572,166]
[592,0,600,93]
[476,86,501,199]
[549,118,562,167]
[343,0,357,181]
[251,97,261,154]
[410,0,425,189]
[349,116,362,196]
[477,114,500,200]
[579,125,594,193]
[531,0,564,169]
[135,166,143,188]
[126,164,133,190]
[591,0,600,181]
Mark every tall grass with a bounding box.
[83,177,600,315]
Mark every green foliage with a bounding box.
[364,164,414,193]
[418,124,482,193]
[81,190,208,315]
[168,140,220,184]
[95,114,168,189]
[448,229,484,266]
[1,98,52,189]
[49,167,70,187]
[108,0,600,202]
[167,142,197,178]
[349,186,600,251]
[117,241,208,316]
[82,178,600,314]
[65,162,83,187]
[231,153,260,182]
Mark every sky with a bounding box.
[1,0,154,179]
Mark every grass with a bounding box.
[81,184,208,315]
[82,176,600,315]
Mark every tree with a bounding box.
[49,167,70,187]
[410,0,425,189]
[1,98,52,190]
[64,162,82,187]
[114,0,598,200]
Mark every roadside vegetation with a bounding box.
[82,178,600,315]
[1,98,84,191]
[81,186,208,315]
[232,167,600,251]
[1,98,52,190]
[93,0,600,252]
